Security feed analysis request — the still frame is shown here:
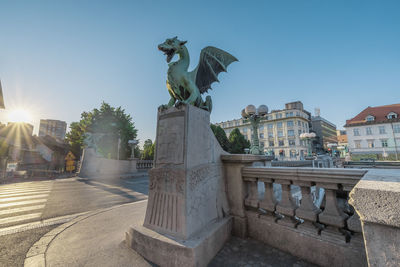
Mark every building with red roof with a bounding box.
[344,104,400,160]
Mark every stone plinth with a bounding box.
[126,104,230,267]
[349,169,400,267]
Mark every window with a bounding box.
[394,124,400,133]
[269,141,274,147]
[379,126,386,134]
[260,142,264,147]
[381,139,388,147]
[278,130,283,137]
[243,127,247,133]
[277,113,283,119]
[353,128,360,136]
[235,121,240,126]
[354,140,361,149]
[302,122,305,127]
[366,115,375,122]
[298,121,301,126]
[387,112,398,119]
[259,125,264,131]
[285,112,293,118]
[288,130,294,136]
[289,140,296,146]
[267,124,273,129]
[277,122,283,128]
[287,121,294,127]
[298,129,302,135]
[296,112,300,116]
[260,133,264,138]
[278,140,284,146]
[290,149,297,158]
[268,132,273,138]
[367,140,374,148]
[366,127,372,135]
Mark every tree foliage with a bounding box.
[228,128,250,154]
[210,124,231,152]
[141,139,155,160]
[210,126,250,154]
[65,102,137,160]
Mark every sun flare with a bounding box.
[7,109,32,123]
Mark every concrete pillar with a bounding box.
[221,154,268,238]
[349,169,400,267]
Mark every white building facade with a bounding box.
[215,101,311,160]
[345,104,400,159]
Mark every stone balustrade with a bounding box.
[242,167,366,243]
[136,160,153,170]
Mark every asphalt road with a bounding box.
[0,175,149,267]
[0,175,149,230]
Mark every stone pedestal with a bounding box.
[126,104,230,267]
[349,169,400,267]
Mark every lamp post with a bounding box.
[300,132,316,158]
[241,104,268,155]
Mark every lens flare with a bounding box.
[7,109,32,123]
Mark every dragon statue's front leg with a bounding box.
[181,79,201,106]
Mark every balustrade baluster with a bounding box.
[244,177,259,208]
[275,179,300,227]
[294,181,323,234]
[317,183,349,242]
[259,178,276,220]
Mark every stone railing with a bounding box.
[270,160,313,167]
[221,153,370,267]
[240,167,368,266]
[221,154,400,266]
[136,160,153,170]
[242,167,366,241]
[343,160,400,169]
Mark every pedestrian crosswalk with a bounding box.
[0,181,53,228]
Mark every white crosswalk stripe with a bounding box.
[0,181,53,227]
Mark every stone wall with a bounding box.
[79,148,137,177]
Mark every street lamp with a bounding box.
[300,132,316,158]
[241,104,268,155]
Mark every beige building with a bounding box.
[39,119,67,141]
[215,101,311,160]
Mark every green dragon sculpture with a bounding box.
[158,37,238,112]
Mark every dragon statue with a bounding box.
[158,37,238,112]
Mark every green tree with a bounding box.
[65,102,137,160]
[210,124,231,152]
[228,128,250,154]
[141,139,155,160]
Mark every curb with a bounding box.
[23,200,147,267]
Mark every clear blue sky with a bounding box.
[1,1,399,146]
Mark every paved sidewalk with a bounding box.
[24,200,316,267]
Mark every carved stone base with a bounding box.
[126,217,232,267]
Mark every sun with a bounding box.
[7,109,32,123]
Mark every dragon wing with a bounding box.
[190,46,238,94]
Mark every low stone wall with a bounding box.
[344,160,400,169]
[79,148,137,177]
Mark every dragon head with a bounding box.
[158,36,187,63]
